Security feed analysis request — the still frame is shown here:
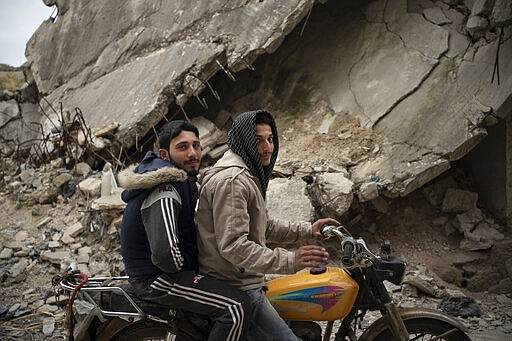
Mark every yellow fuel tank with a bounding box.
[265,267,359,321]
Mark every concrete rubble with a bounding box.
[1,0,511,223]
[1,0,512,338]
[0,151,508,285]
[0,149,511,337]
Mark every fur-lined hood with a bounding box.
[118,165,187,190]
[118,151,188,202]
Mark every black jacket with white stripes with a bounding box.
[119,151,199,280]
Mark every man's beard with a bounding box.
[186,169,199,176]
[168,156,200,177]
[184,158,200,177]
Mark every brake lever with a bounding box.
[320,225,342,239]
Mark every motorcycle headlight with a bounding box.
[375,256,406,285]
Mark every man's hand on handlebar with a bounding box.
[311,218,341,239]
[294,245,329,271]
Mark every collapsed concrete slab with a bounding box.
[353,11,512,197]
[27,0,316,150]
[245,0,511,198]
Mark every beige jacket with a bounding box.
[196,150,311,290]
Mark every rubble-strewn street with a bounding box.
[1,148,512,340]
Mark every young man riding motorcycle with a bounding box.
[118,120,251,341]
[196,110,339,340]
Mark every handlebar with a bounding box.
[321,224,341,238]
[321,225,355,266]
[320,224,352,240]
[320,225,377,268]
[341,240,354,266]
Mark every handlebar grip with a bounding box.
[341,241,354,266]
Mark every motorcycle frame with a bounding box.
[60,275,172,340]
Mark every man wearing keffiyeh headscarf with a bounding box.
[196,110,340,340]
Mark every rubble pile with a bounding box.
[420,177,511,293]
[0,148,511,338]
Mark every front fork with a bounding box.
[384,302,409,341]
[369,268,409,341]
[333,268,411,341]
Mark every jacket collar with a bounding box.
[214,150,248,170]
[118,164,187,190]
[202,150,264,196]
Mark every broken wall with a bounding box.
[0,65,40,158]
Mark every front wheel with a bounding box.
[368,317,471,341]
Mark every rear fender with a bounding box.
[359,307,468,341]
[93,317,131,341]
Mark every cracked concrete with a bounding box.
[8,0,512,205]
[26,0,317,149]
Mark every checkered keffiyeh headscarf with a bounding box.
[227,110,279,197]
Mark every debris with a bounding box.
[100,162,117,197]
[438,296,482,318]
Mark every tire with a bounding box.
[371,317,471,341]
[110,321,172,341]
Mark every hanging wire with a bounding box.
[300,5,313,37]
[491,27,504,85]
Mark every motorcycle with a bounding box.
[54,225,471,340]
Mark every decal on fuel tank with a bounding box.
[268,286,345,312]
